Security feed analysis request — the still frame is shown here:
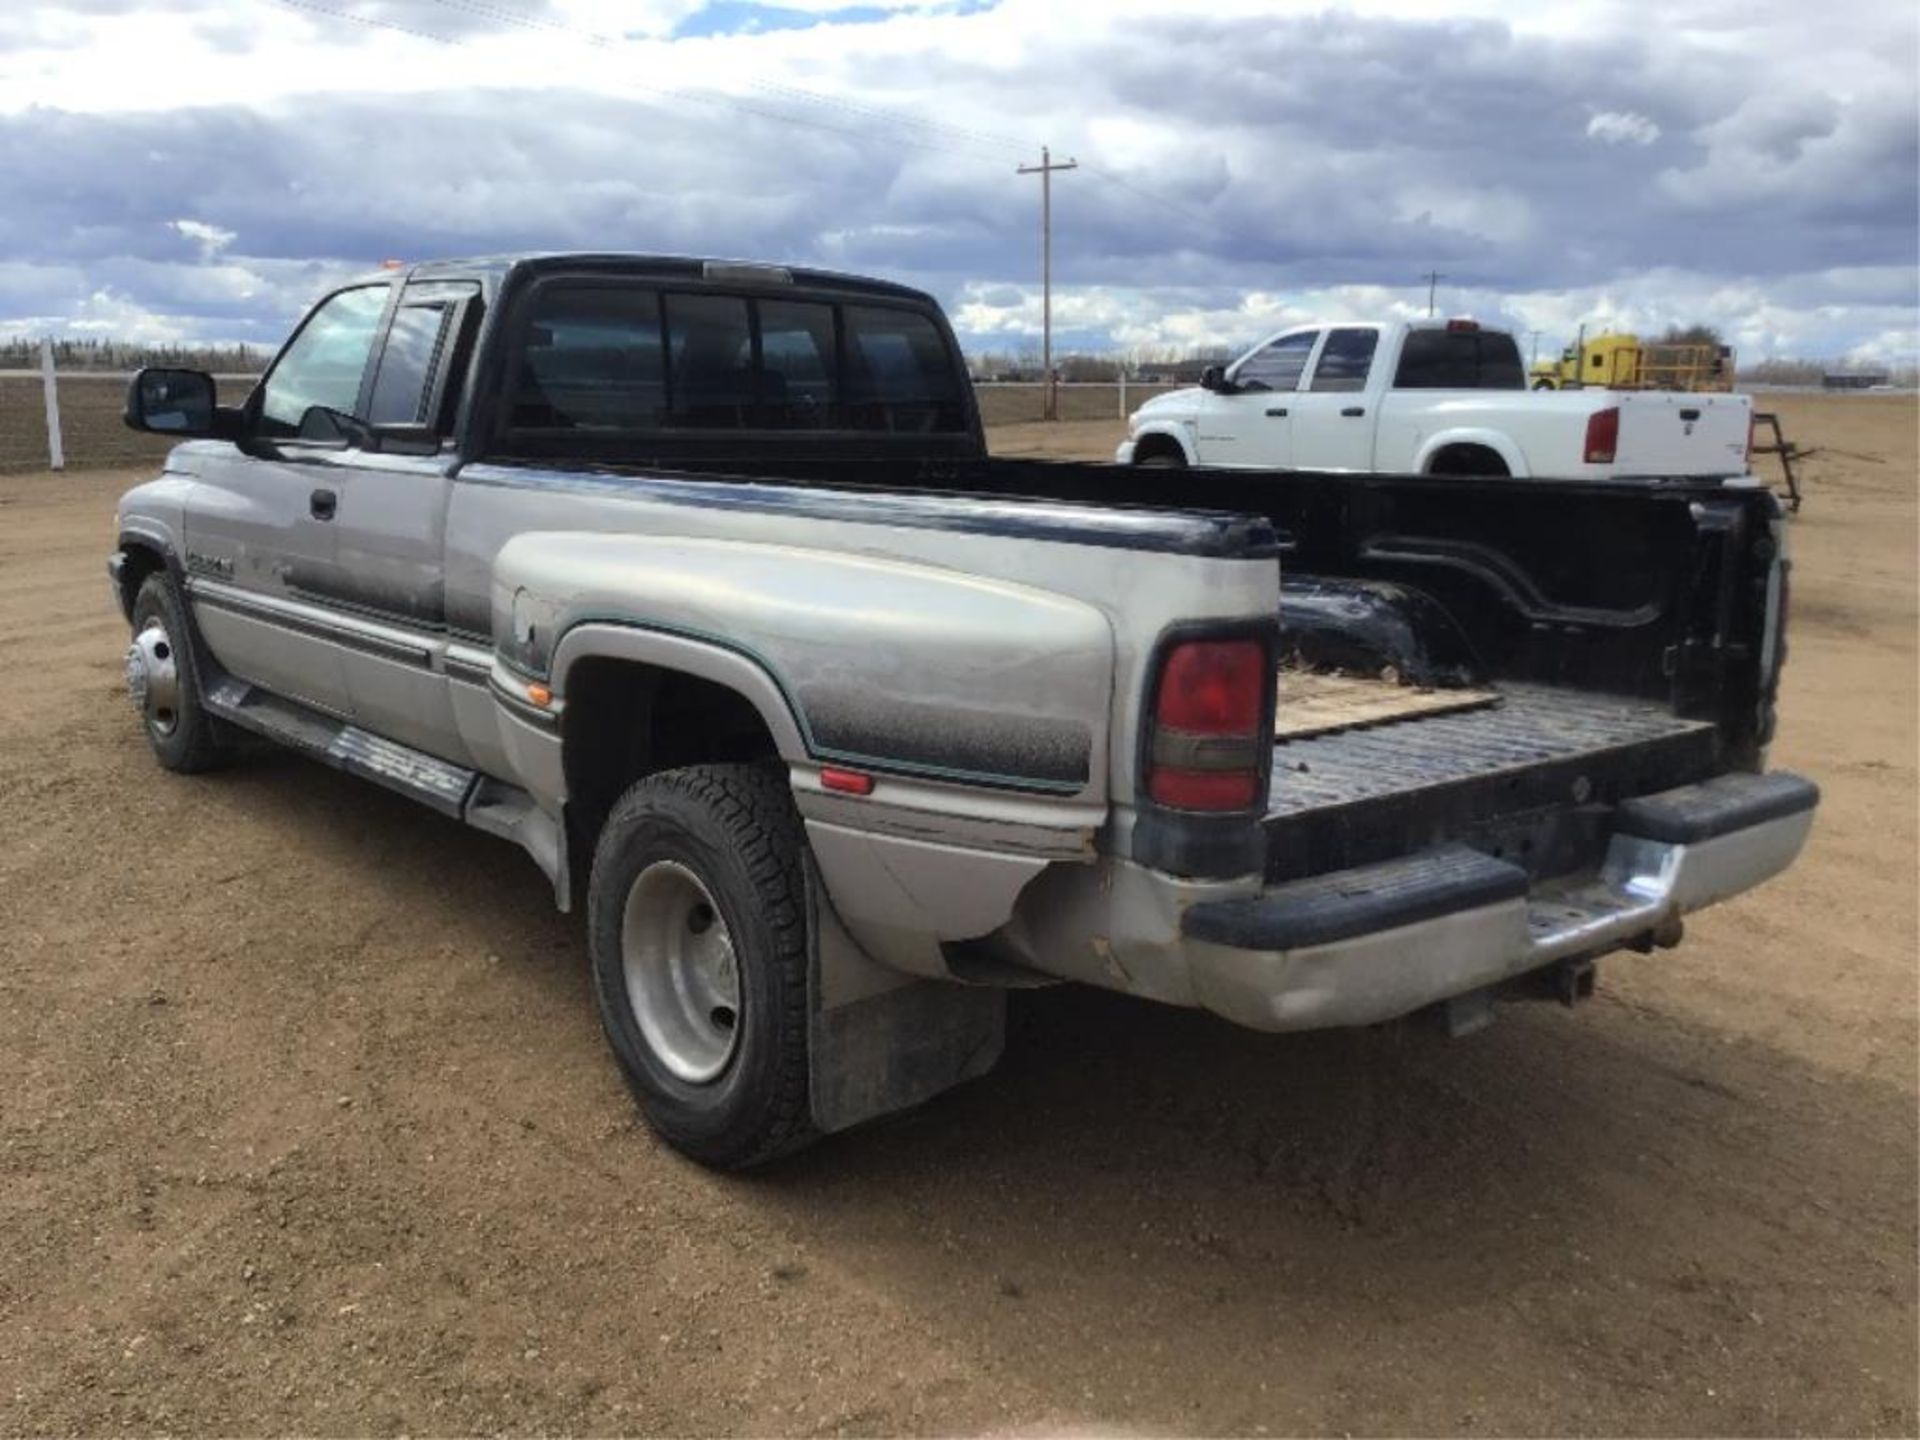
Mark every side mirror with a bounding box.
[126,367,213,434]
[125,367,242,440]
[1200,364,1228,393]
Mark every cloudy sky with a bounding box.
[1,0,1914,364]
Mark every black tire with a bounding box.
[1428,446,1511,478]
[129,572,234,774]
[587,763,818,1169]
[1531,379,1556,391]
[1135,447,1187,469]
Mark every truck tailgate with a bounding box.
[1613,391,1751,477]
[1264,683,1721,883]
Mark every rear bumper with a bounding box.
[995,771,1817,1032]
[1179,771,1816,1031]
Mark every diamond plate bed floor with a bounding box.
[1267,683,1717,820]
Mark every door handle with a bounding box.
[1341,406,1366,418]
[310,488,337,521]
[1265,406,1289,418]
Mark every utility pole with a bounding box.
[1421,269,1445,317]
[1528,329,1542,366]
[1018,146,1077,420]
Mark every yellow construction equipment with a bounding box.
[1530,330,1736,392]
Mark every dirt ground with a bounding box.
[1,394,1914,1436]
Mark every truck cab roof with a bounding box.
[353,252,938,307]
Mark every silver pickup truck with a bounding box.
[112,253,1817,1169]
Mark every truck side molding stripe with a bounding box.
[187,579,435,667]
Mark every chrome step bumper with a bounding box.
[1177,772,1818,1032]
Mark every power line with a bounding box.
[1076,161,1215,230]
[1421,269,1445,316]
[415,0,1036,156]
[267,0,1013,164]
[267,0,1227,319]
[274,0,1220,232]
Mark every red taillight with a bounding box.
[1156,640,1266,733]
[1149,767,1260,810]
[1584,405,1620,464]
[1145,638,1268,813]
[1445,318,1480,333]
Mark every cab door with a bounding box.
[1195,329,1318,468]
[327,281,482,762]
[184,283,393,716]
[1288,326,1382,471]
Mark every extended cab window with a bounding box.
[502,284,965,439]
[257,285,389,438]
[1393,329,1527,390]
[1308,328,1378,392]
[1233,331,1317,393]
[512,285,667,429]
[843,306,965,432]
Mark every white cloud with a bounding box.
[1586,110,1660,146]
[171,218,236,260]
[0,0,1911,364]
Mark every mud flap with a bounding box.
[805,858,1006,1134]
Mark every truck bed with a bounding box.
[1264,683,1721,884]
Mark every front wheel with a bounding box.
[587,763,818,1169]
[127,572,233,773]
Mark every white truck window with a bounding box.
[1233,331,1317,393]
[1394,329,1527,390]
[1307,328,1378,393]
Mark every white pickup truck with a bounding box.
[1118,319,1753,480]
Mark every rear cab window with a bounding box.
[497,276,969,447]
[1393,328,1526,390]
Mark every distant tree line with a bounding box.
[0,336,266,373]
[967,343,1234,383]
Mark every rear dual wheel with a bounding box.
[587,763,818,1170]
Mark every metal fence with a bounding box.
[972,380,1183,427]
[0,347,261,473]
[0,345,1189,475]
